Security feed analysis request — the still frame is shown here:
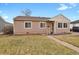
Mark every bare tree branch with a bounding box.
[21,9,32,16]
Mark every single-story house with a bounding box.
[13,14,70,35]
[70,20,79,31]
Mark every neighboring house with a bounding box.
[13,14,70,35]
[70,20,79,29]
[0,16,12,32]
[70,20,79,32]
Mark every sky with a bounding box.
[0,3,79,23]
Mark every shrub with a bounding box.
[3,25,13,34]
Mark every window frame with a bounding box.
[24,21,32,29]
[39,22,46,29]
[58,23,62,28]
[63,23,67,28]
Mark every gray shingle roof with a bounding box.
[14,16,51,21]
[0,16,12,24]
[14,14,71,22]
[0,16,12,32]
[71,20,79,24]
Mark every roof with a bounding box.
[0,16,12,25]
[71,20,79,24]
[14,14,71,22]
[0,16,12,27]
[0,16,6,22]
[14,16,51,21]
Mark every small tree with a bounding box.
[3,25,13,34]
[21,9,32,16]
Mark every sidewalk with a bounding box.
[47,36,79,53]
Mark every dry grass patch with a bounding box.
[54,34,79,47]
[0,35,78,55]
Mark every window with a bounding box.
[64,23,67,28]
[24,21,32,29]
[58,23,62,28]
[40,22,46,28]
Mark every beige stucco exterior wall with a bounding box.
[13,15,70,35]
[52,15,70,34]
[14,21,51,35]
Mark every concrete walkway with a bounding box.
[47,36,79,53]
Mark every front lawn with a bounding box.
[54,34,79,47]
[0,35,78,55]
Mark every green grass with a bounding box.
[0,35,78,55]
[54,34,79,47]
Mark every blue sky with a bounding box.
[0,3,79,23]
